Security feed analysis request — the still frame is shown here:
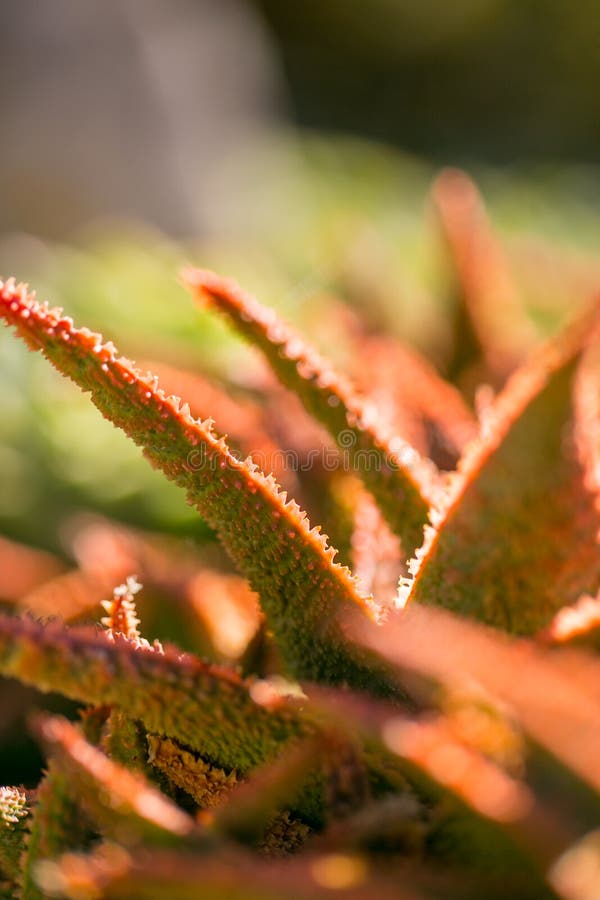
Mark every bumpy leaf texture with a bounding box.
[0,279,397,696]
[401,298,600,633]
[0,614,305,773]
[35,716,196,846]
[182,268,433,555]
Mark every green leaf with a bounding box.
[183,268,432,555]
[401,302,600,633]
[35,716,196,847]
[0,614,306,773]
[0,279,396,695]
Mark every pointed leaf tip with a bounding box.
[0,278,396,695]
[182,266,432,555]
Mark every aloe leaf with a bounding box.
[401,301,600,633]
[35,716,196,846]
[147,735,239,807]
[212,736,321,842]
[0,279,396,695]
[574,318,600,515]
[142,358,303,498]
[432,169,535,382]
[182,268,432,554]
[18,765,88,900]
[0,614,306,773]
[354,335,478,469]
[353,603,600,805]
[0,536,65,603]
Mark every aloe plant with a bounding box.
[1,171,600,899]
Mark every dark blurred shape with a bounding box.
[252,0,600,163]
[0,0,282,238]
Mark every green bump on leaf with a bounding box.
[0,613,306,774]
[402,302,600,633]
[0,279,397,696]
[183,268,432,555]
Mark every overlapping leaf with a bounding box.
[35,716,196,846]
[183,268,433,554]
[0,614,305,773]
[0,279,396,695]
[401,299,600,632]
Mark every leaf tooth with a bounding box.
[0,280,396,695]
[0,613,302,772]
[182,267,431,553]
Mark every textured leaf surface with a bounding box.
[0,279,395,695]
[401,303,600,632]
[147,735,238,808]
[36,716,195,846]
[0,614,306,773]
[183,268,432,554]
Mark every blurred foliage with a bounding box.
[252,0,600,162]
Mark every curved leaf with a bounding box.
[401,301,600,633]
[0,278,395,695]
[182,268,432,554]
[0,614,305,774]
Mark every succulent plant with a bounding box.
[1,170,600,899]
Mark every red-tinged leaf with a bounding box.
[35,716,196,846]
[574,319,600,514]
[350,487,402,608]
[147,735,238,808]
[183,268,433,554]
[0,536,65,603]
[186,570,262,660]
[432,169,536,383]
[18,568,129,623]
[400,300,600,633]
[212,736,320,842]
[538,591,600,645]
[352,603,600,802]
[0,279,396,695]
[0,613,306,774]
[353,335,478,470]
[307,684,567,886]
